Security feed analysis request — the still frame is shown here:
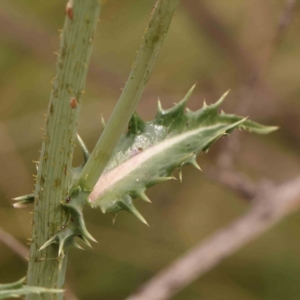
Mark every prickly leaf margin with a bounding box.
[19,86,277,257]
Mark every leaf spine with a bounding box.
[157,98,163,114]
[39,235,57,251]
[112,213,119,224]
[137,190,152,203]
[71,241,84,250]
[178,165,183,182]
[211,89,230,109]
[79,235,92,248]
[12,193,35,208]
[101,115,106,129]
[188,155,202,171]
[76,134,90,163]
[124,202,148,226]
[79,224,97,243]
[155,176,176,183]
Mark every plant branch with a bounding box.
[26,1,101,299]
[205,168,257,201]
[74,0,179,192]
[126,176,300,300]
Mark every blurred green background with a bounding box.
[1,0,300,299]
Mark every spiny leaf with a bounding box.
[40,192,97,258]
[87,87,277,224]
[39,227,76,258]
[41,86,277,255]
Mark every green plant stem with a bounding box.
[26,1,100,299]
[74,0,179,192]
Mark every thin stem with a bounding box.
[73,0,179,192]
[26,1,100,299]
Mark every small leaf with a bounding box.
[0,278,63,299]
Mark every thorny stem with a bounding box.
[26,1,100,299]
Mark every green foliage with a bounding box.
[9,1,278,295]
[87,87,276,221]
[0,278,63,299]
[34,85,277,257]
[3,0,297,299]
[15,87,277,217]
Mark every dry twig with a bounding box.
[126,176,300,300]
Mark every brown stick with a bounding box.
[126,176,300,300]
[205,168,257,200]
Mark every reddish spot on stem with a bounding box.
[70,97,77,108]
[65,2,73,20]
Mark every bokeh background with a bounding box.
[1,1,300,299]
